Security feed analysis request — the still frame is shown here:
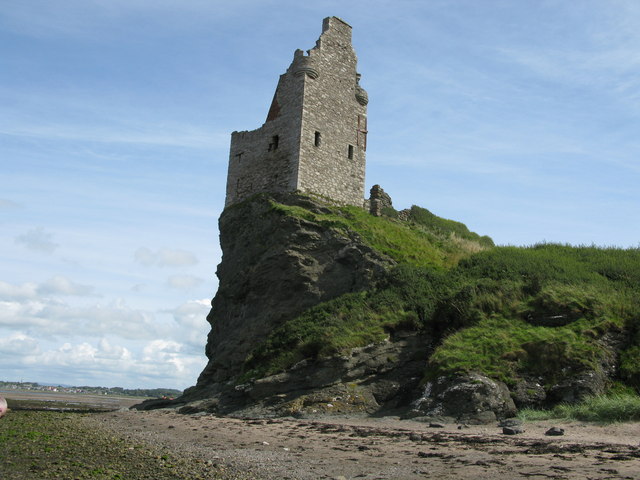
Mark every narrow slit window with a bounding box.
[268,135,279,151]
[314,131,321,147]
[347,144,354,159]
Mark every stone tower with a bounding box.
[225,17,368,207]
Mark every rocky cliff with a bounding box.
[141,193,639,422]
[194,193,394,386]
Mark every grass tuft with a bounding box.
[518,393,640,423]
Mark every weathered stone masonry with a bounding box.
[225,17,368,207]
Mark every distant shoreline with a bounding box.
[1,390,142,410]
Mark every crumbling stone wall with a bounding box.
[225,17,368,208]
[368,184,393,217]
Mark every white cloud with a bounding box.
[0,281,39,300]
[0,299,53,328]
[0,297,160,340]
[143,339,181,358]
[142,339,196,375]
[15,227,59,253]
[34,339,132,369]
[39,276,94,296]
[0,332,40,356]
[134,247,198,267]
[0,277,94,300]
[0,309,208,387]
[5,336,203,387]
[166,274,204,290]
[97,337,133,361]
[168,299,210,352]
[171,299,210,326]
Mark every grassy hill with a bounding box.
[240,196,640,401]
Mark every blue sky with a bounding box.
[1,0,639,389]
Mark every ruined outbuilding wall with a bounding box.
[225,17,368,207]
[368,184,393,217]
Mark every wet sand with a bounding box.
[84,410,640,479]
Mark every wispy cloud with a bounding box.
[0,84,229,151]
[492,6,640,111]
[166,274,204,290]
[134,247,199,267]
[0,297,159,340]
[38,276,94,296]
[0,123,228,150]
[0,281,38,300]
[0,277,94,300]
[0,199,22,209]
[15,227,58,253]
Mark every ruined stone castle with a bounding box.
[225,17,368,207]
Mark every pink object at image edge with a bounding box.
[0,395,7,417]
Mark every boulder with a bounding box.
[502,425,524,435]
[412,373,517,423]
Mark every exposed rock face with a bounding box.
[188,193,395,393]
[199,331,432,417]
[179,329,430,416]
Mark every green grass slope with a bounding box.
[240,196,640,398]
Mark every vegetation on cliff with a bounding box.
[240,195,640,401]
[517,390,640,423]
[268,200,491,269]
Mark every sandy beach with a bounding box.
[83,410,640,479]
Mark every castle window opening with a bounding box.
[314,131,321,147]
[348,144,354,159]
[268,135,279,151]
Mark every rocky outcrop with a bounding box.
[150,192,631,420]
[411,373,517,424]
[180,331,431,417]
[182,193,395,405]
